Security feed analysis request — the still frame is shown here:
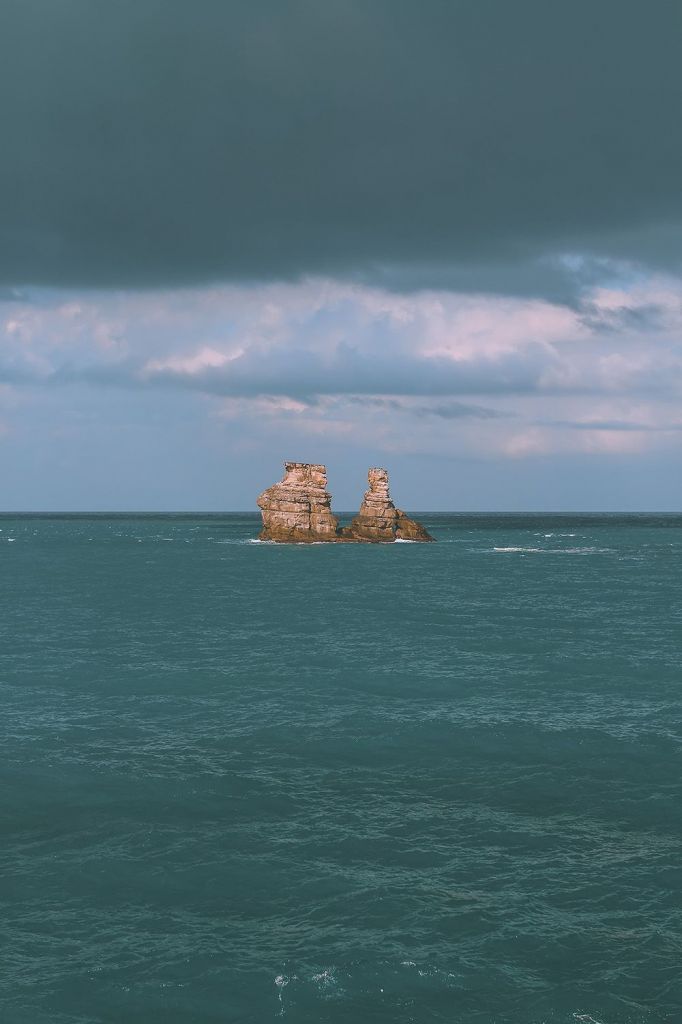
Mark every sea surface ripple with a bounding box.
[1,513,681,1023]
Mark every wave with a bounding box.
[493,546,612,554]
[535,532,578,538]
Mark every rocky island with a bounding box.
[257,462,434,543]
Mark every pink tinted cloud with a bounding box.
[2,272,682,459]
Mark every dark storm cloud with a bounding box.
[413,401,510,421]
[540,418,682,433]
[0,287,27,302]
[578,302,670,334]
[48,345,551,399]
[2,0,682,291]
[346,397,509,420]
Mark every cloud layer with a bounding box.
[2,1,682,293]
[3,272,682,467]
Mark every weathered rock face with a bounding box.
[345,467,434,542]
[257,462,433,543]
[257,462,339,542]
[343,467,396,541]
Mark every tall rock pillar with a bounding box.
[257,462,339,542]
[347,467,434,542]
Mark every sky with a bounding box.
[2,0,682,510]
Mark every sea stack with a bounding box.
[257,462,339,542]
[344,467,434,542]
[257,462,434,542]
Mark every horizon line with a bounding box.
[1,509,681,517]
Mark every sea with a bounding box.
[1,513,681,1024]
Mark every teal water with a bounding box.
[1,514,681,1024]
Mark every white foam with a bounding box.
[274,974,295,1016]
[312,967,337,988]
[493,546,611,554]
[536,531,578,538]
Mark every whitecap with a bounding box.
[563,547,612,554]
[493,546,539,552]
[312,967,337,988]
[493,545,611,554]
[274,974,295,1016]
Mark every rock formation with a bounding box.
[257,462,434,542]
[343,467,434,542]
[257,462,339,542]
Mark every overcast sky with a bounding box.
[2,0,682,509]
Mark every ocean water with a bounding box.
[1,513,681,1024]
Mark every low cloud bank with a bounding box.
[2,274,682,458]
